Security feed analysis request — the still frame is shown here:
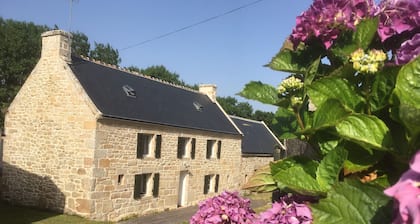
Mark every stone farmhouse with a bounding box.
[1,30,280,221]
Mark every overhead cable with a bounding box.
[119,0,267,51]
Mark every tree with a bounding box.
[216,96,253,118]
[0,18,48,129]
[0,18,123,129]
[252,110,274,128]
[71,31,90,56]
[89,42,121,66]
[127,65,198,90]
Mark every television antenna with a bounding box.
[68,0,79,31]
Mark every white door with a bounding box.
[178,171,188,207]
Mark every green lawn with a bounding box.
[0,201,112,224]
[0,192,272,224]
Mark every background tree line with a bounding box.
[0,17,274,131]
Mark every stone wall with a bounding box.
[1,31,98,215]
[90,118,242,221]
[240,156,273,186]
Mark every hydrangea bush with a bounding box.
[190,191,313,224]
[190,191,256,224]
[237,0,420,223]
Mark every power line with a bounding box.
[119,0,267,51]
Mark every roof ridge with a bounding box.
[77,54,201,94]
[229,115,264,124]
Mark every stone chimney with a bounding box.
[199,84,217,102]
[41,30,72,63]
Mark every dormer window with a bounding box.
[123,85,136,98]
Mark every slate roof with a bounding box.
[230,115,280,155]
[69,56,241,135]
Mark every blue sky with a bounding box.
[0,0,313,112]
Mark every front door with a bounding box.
[178,171,188,207]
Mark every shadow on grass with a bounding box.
[0,200,62,224]
[0,201,112,224]
[1,162,65,223]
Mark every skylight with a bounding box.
[193,101,203,111]
[122,85,136,98]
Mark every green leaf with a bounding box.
[271,156,318,176]
[268,48,307,74]
[271,107,298,139]
[241,164,277,192]
[271,157,323,196]
[353,18,379,50]
[273,166,323,196]
[331,18,379,61]
[307,77,365,112]
[336,114,393,151]
[392,56,420,139]
[318,136,338,154]
[267,39,324,74]
[329,63,356,79]
[369,66,399,112]
[304,56,321,91]
[238,81,278,106]
[343,142,385,174]
[311,180,392,224]
[312,99,352,130]
[316,147,348,191]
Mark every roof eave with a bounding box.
[100,114,242,136]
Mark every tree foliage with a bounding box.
[89,42,121,66]
[0,18,48,130]
[71,31,90,56]
[127,65,198,90]
[217,96,253,118]
[216,96,275,128]
[0,18,122,128]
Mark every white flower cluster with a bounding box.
[277,76,304,107]
[277,76,304,95]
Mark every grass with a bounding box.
[0,192,272,224]
[0,201,112,224]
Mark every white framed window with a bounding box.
[206,140,221,159]
[177,137,196,159]
[137,133,162,159]
[134,173,160,199]
[204,174,220,194]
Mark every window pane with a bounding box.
[134,173,151,199]
[206,140,213,159]
[142,135,150,155]
[137,134,152,158]
[204,175,210,194]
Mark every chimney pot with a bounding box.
[41,30,72,63]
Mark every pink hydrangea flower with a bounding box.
[395,33,420,65]
[256,194,313,224]
[377,0,420,42]
[384,150,420,224]
[190,191,256,224]
[290,0,377,49]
